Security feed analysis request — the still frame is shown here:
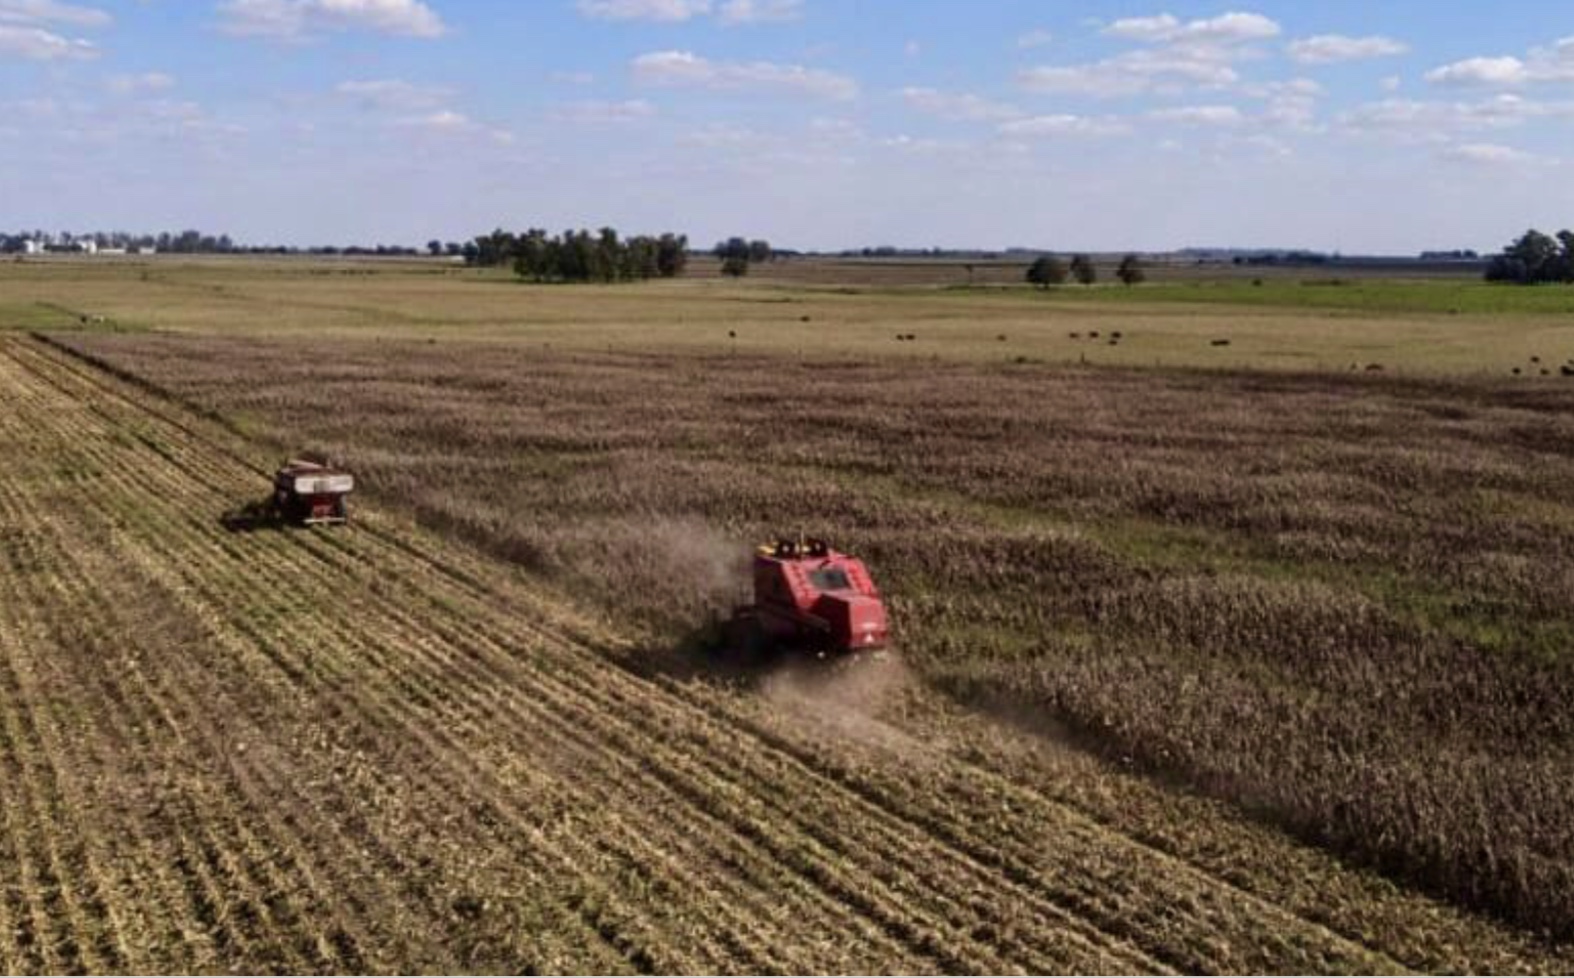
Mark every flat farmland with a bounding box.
[3,256,1574,972]
[4,255,1573,372]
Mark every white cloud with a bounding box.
[1235,78,1322,131]
[396,109,512,143]
[901,86,1021,122]
[549,98,657,124]
[1233,133,1291,156]
[632,50,857,100]
[717,0,801,25]
[998,114,1131,137]
[108,71,176,95]
[218,0,446,40]
[1339,94,1574,139]
[680,121,766,148]
[809,116,861,138]
[1427,38,1574,87]
[0,0,109,27]
[1149,104,1244,126]
[1426,56,1530,87]
[1381,75,1401,92]
[1440,142,1543,165]
[879,133,968,155]
[1287,34,1408,64]
[0,23,94,58]
[577,0,800,25]
[577,0,711,20]
[1103,11,1280,45]
[336,78,452,110]
[402,108,471,129]
[1016,28,1053,50]
[1018,48,1239,97]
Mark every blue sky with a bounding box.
[2,0,1572,252]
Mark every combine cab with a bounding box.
[271,459,354,525]
[731,539,889,658]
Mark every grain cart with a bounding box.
[271,459,354,525]
[729,539,889,658]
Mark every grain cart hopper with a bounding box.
[271,459,354,525]
[730,539,889,657]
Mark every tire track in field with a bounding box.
[2,333,1420,973]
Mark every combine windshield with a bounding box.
[808,567,853,591]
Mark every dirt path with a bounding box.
[0,333,1560,973]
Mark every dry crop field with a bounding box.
[2,256,1574,973]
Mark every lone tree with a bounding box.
[1069,253,1097,285]
[716,236,768,277]
[1025,255,1068,289]
[1116,253,1145,286]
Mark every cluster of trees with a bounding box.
[467,228,688,283]
[1026,254,1145,288]
[714,237,772,277]
[1486,229,1574,285]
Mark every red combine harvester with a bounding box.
[271,459,355,525]
[730,539,889,658]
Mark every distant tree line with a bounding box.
[1,229,434,256]
[1025,253,1144,288]
[1486,229,1574,285]
[466,228,689,282]
[0,229,238,253]
[1232,250,1331,266]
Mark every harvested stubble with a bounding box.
[57,329,1574,953]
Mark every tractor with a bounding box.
[269,458,355,525]
[728,538,889,659]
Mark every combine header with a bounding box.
[270,458,354,525]
[730,539,889,658]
